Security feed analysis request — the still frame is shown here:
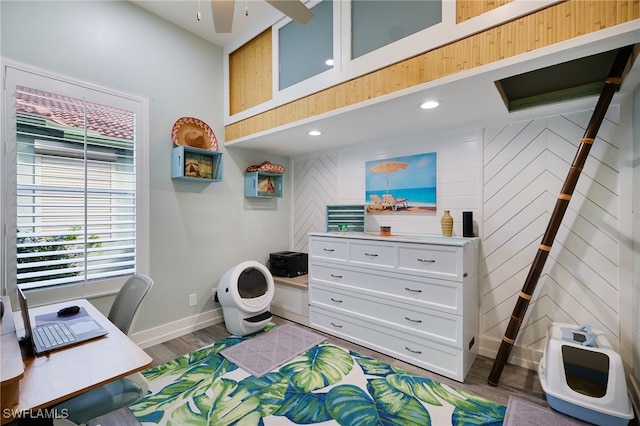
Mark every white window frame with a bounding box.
[2,60,149,306]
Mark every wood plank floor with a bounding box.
[89,316,549,426]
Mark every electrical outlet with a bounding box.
[189,293,197,307]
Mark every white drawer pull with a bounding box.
[417,258,436,263]
[405,317,422,323]
[323,248,335,252]
[364,253,378,257]
[405,346,422,354]
[404,287,422,293]
[331,298,343,303]
[330,274,343,279]
[331,322,343,328]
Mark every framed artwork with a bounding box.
[184,152,214,179]
[365,152,437,213]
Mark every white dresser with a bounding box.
[308,232,479,382]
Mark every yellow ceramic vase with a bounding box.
[441,210,453,237]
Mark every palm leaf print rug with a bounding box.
[129,324,506,425]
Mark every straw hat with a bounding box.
[246,161,286,174]
[171,117,218,151]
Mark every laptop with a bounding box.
[17,288,108,355]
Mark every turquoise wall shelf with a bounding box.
[245,172,283,198]
[171,146,223,182]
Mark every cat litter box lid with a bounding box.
[217,260,274,312]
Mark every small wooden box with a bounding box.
[171,146,223,182]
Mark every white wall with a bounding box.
[1,1,291,343]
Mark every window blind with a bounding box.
[15,85,137,289]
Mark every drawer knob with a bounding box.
[405,346,422,354]
[417,258,436,263]
[364,253,378,257]
[331,298,343,303]
[405,317,422,323]
[330,274,343,279]
[323,248,335,252]
[404,287,422,293]
[331,322,343,328]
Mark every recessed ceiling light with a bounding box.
[308,130,322,136]
[420,100,440,110]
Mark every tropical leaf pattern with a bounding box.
[129,328,505,425]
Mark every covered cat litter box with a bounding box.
[538,322,633,426]
[216,260,274,336]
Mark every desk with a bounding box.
[2,299,152,424]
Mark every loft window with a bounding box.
[279,0,334,90]
[351,0,442,59]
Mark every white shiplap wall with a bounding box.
[482,107,622,362]
[291,128,481,248]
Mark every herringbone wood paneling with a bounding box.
[291,154,339,252]
[482,107,621,353]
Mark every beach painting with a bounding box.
[365,152,436,213]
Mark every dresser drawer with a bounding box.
[309,285,462,346]
[309,263,462,315]
[397,244,462,281]
[310,237,348,262]
[348,241,395,269]
[309,306,464,381]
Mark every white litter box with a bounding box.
[216,260,274,336]
[538,322,633,426]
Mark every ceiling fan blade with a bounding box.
[211,0,235,33]
[265,0,314,25]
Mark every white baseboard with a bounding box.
[130,308,225,349]
[479,336,543,372]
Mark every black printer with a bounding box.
[269,251,308,278]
